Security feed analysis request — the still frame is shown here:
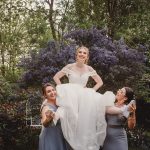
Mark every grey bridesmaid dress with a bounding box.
[103,111,128,150]
[39,103,68,150]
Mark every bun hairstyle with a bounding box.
[124,87,135,104]
[42,83,55,96]
[76,46,89,64]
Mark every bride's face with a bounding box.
[76,47,89,64]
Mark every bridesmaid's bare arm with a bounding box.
[106,106,123,114]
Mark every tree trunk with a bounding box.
[106,0,117,39]
[0,48,5,76]
[46,0,57,40]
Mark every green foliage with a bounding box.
[66,0,150,45]
[4,67,23,82]
[25,3,52,48]
[0,107,40,150]
[0,74,26,102]
[0,0,53,79]
[0,75,12,101]
[116,11,150,46]
[127,127,150,150]
[135,73,150,102]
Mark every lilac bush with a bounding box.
[19,28,146,91]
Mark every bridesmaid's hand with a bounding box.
[128,104,136,113]
[45,110,54,120]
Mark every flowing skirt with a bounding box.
[56,83,115,150]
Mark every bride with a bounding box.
[53,46,115,150]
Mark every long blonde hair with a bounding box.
[76,46,89,64]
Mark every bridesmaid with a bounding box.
[103,87,136,150]
[39,83,69,150]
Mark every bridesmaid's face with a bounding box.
[116,88,127,103]
[45,86,57,100]
[76,48,89,63]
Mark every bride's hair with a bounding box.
[76,46,89,64]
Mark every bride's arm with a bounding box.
[53,64,71,85]
[88,66,103,91]
[91,74,103,91]
[53,71,65,85]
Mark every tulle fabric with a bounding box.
[56,83,115,150]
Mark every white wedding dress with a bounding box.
[55,64,115,150]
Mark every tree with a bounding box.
[41,0,74,41]
[0,0,34,78]
[66,0,150,44]
[0,0,27,76]
[0,0,53,81]
[20,28,146,92]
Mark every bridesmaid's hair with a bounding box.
[42,83,55,96]
[124,87,134,104]
[76,46,89,64]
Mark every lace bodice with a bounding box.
[61,64,97,87]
